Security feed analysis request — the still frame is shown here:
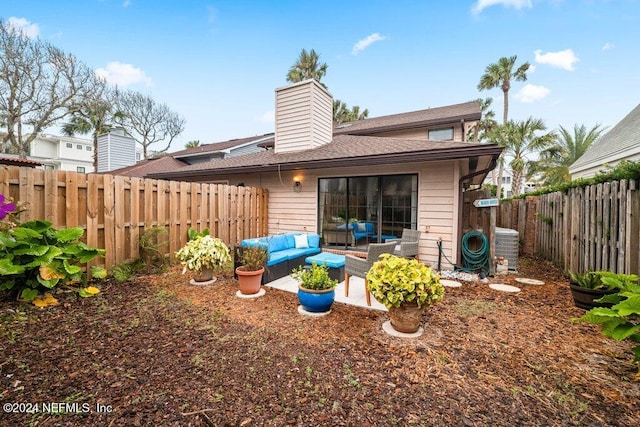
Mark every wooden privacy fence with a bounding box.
[0,166,268,271]
[498,179,640,275]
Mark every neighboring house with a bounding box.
[570,103,640,179]
[96,129,141,173]
[29,134,94,173]
[144,80,502,268]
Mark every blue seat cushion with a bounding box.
[305,252,345,268]
[266,251,288,267]
[268,234,290,253]
[278,247,320,261]
[307,233,320,248]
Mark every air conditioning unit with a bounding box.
[495,227,519,271]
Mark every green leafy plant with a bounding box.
[238,246,267,272]
[187,227,210,241]
[291,262,338,290]
[366,254,445,309]
[568,271,610,290]
[139,226,169,273]
[175,235,231,274]
[572,272,640,372]
[0,219,106,302]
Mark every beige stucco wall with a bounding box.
[231,160,462,269]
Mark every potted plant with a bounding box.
[291,262,338,313]
[175,235,231,284]
[568,270,617,310]
[366,254,445,333]
[235,246,267,295]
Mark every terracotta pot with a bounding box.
[388,303,424,333]
[236,266,265,295]
[193,268,214,282]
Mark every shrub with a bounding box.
[175,235,231,274]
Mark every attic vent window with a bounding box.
[428,127,454,141]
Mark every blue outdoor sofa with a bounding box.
[234,232,322,283]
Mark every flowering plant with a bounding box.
[175,235,231,273]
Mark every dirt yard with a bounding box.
[1,255,639,426]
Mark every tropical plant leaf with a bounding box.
[0,258,25,275]
[609,324,640,342]
[53,227,84,243]
[11,227,42,240]
[612,295,640,317]
[20,219,52,233]
[37,272,60,288]
[21,288,38,302]
[62,259,82,275]
[573,307,620,323]
[77,248,105,263]
[13,244,50,257]
[91,266,108,279]
[0,278,15,291]
[39,264,65,280]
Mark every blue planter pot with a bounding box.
[297,285,335,313]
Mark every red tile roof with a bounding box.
[0,156,42,167]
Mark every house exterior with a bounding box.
[146,80,502,268]
[570,103,640,179]
[29,133,94,173]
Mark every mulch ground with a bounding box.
[1,255,639,426]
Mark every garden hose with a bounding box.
[460,231,491,274]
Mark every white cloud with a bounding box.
[95,61,153,87]
[258,110,274,124]
[352,33,386,55]
[472,0,532,14]
[528,64,536,73]
[515,84,550,103]
[534,49,579,71]
[6,17,40,38]
[602,42,614,51]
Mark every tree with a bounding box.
[530,124,606,186]
[478,55,530,196]
[0,19,103,157]
[477,55,529,124]
[489,117,555,196]
[61,86,123,171]
[286,48,328,84]
[185,140,201,148]
[468,98,498,143]
[114,90,185,159]
[333,99,369,124]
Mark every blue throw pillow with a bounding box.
[307,233,320,248]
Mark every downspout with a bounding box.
[455,155,499,265]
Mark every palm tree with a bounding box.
[185,140,201,149]
[62,91,123,171]
[531,124,606,186]
[478,55,530,196]
[470,98,498,143]
[477,55,530,124]
[286,48,328,84]
[333,99,369,124]
[490,118,555,196]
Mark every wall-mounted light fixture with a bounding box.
[293,176,302,192]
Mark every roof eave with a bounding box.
[149,145,503,180]
[335,112,481,136]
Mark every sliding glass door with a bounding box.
[318,174,417,249]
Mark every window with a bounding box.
[65,143,73,148]
[502,176,511,184]
[428,127,454,141]
[77,166,85,173]
[76,144,83,150]
[86,146,92,151]
[44,164,55,170]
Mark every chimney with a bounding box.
[274,79,333,154]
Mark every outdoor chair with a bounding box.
[390,228,421,259]
[344,242,396,306]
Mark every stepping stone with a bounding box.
[489,283,521,293]
[381,321,424,338]
[440,279,462,288]
[515,278,545,286]
[236,288,266,299]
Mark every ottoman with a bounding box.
[305,252,346,282]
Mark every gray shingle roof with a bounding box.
[107,156,187,177]
[571,103,640,170]
[334,101,481,135]
[170,134,274,158]
[149,134,501,180]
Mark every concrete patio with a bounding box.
[265,274,387,312]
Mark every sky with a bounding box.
[2,0,640,153]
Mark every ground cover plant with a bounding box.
[1,255,639,426]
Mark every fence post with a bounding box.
[626,180,639,275]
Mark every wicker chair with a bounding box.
[344,242,396,306]
[390,228,421,259]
